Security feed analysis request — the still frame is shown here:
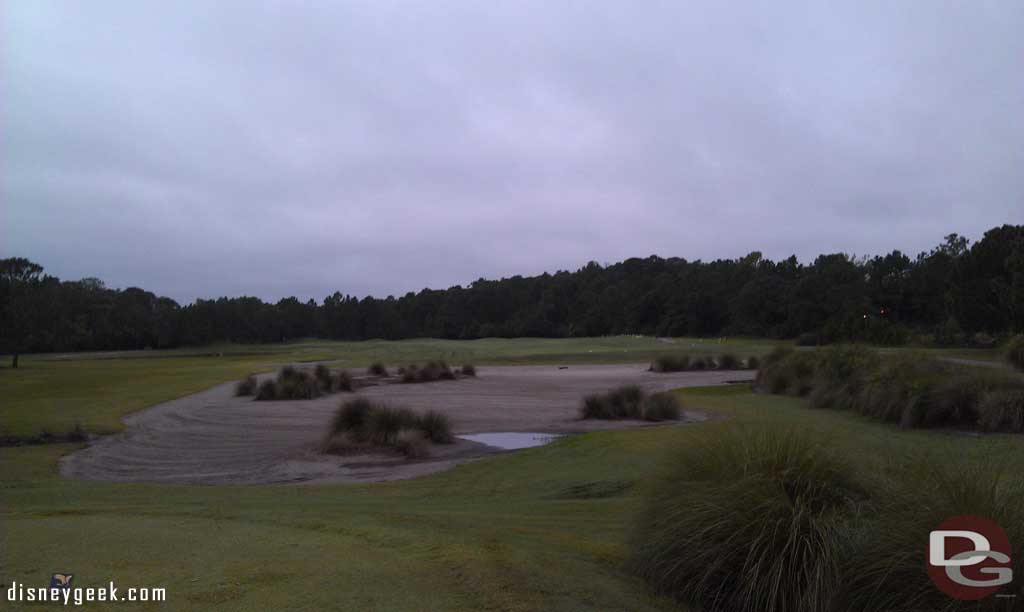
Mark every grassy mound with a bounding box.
[630,426,862,612]
[323,399,455,457]
[756,346,1024,432]
[580,386,683,421]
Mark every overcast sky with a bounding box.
[3,2,1023,304]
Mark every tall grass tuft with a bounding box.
[368,362,389,377]
[651,355,689,372]
[255,379,278,401]
[977,389,1024,432]
[745,355,760,370]
[460,363,477,377]
[629,426,862,612]
[235,375,258,396]
[642,393,683,421]
[416,410,454,443]
[839,460,1024,611]
[717,353,740,370]
[755,347,816,396]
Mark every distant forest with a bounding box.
[2,225,1023,362]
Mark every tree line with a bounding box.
[2,224,1022,365]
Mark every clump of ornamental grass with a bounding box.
[717,353,740,370]
[235,375,258,396]
[580,386,682,421]
[399,360,457,383]
[323,399,455,458]
[807,345,880,412]
[838,460,1024,611]
[650,354,690,372]
[642,393,683,421]
[629,425,863,612]
[755,347,817,396]
[977,389,1024,433]
[745,355,760,370]
[368,362,389,377]
[252,366,352,400]
[460,363,476,377]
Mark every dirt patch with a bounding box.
[61,364,752,485]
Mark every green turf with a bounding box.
[2,338,1018,611]
[4,381,1023,610]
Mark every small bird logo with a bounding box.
[50,573,73,589]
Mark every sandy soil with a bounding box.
[61,364,753,485]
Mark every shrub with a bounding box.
[399,361,456,383]
[334,370,353,392]
[978,389,1024,432]
[1008,334,1024,371]
[796,332,819,346]
[275,368,320,399]
[460,363,476,377]
[650,354,689,372]
[416,410,454,443]
[689,357,708,370]
[630,426,862,612]
[368,362,389,377]
[755,348,816,396]
[807,345,879,412]
[717,353,739,370]
[328,398,376,439]
[235,375,257,396]
[745,355,760,370]
[367,406,417,446]
[580,385,650,420]
[255,379,278,401]
[839,461,1024,611]
[581,394,613,419]
[642,393,682,421]
[314,364,333,389]
[325,399,451,456]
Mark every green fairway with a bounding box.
[2,338,1020,611]
[0,336,779,439]
[4,383,1023,610]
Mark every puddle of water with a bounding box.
[457,432,562,450]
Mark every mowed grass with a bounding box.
[4,381,1024,610]
[0,336,779,439]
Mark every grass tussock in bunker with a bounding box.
[322,398,454,458]
[253,365,353,401]
[234,375,258,396]
[398,360,457,383]
[367,362,389,377]
[756,346,1024,432]
[580,386,683,421]
[650,353,757,373]
[630,426,1024,612]
[629,426,863,612]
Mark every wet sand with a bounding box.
[61,364,752,485]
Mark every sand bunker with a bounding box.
[61,364,753,485]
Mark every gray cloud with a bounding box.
[3,1,1023,303]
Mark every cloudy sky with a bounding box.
[3,1,1023,304]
